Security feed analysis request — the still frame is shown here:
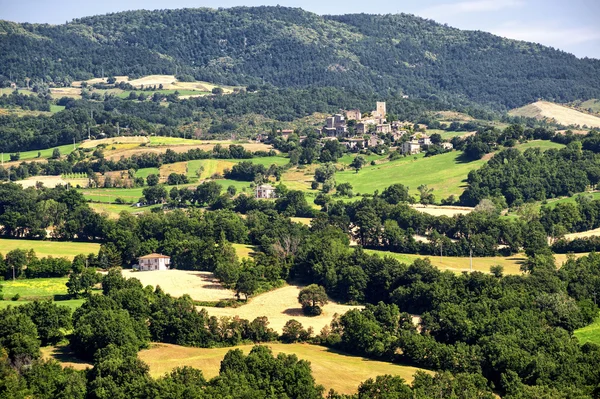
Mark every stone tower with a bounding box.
[376,102,386,119]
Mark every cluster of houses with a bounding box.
[317,102,411,150]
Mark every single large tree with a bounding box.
[298,284,328,316]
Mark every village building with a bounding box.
[137,253,171,271]
[344,137,366,150]
[441,142,454,150]
[368,134,384,148]
[401,141,422,155]
[346,109,362,121]
[255,184,277,199]
[391,130,407,142]
[356,122,368,135]
[376,124,391,134]
[410,133,432,146]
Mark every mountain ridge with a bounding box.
[1,6,599,109]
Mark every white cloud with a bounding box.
[420,0,525,19]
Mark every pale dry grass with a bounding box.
[48,87,82,99]
[121,270,237,302]
[16,176,88,189]
[510,101,600,128]
[79,136,149,149]
[128,75,177,87]
[72,76,128,87]
[564,228,600,240]
[104,143,272,161]
[411,205,473,217]
[159,162,188,179]
[139,343,430,394]
[204,285,362,334]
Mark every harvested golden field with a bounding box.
[187,159,236,179]
[121,269,237,302]
[16,175,88,189]
[564,228,600,240]
[72,76,128,87]
[204,285,362,333]
[139,343,430,394]
[48,87,82,99]
[128,74,177,87]
[41,346,91,371]
[159,162,188,179]
[79,136,149,149]
[104,143,272,161]
[411,205,473,217]
[509,101,600,128]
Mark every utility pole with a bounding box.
[440,241,443,264]
[12,263,15,281]
[469,247,473,272]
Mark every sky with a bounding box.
[1,0,599,59]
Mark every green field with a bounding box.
[1,143,79,162]
[89,202,161,218]
[513,140,565,151]
[336,151,485,200]
[78,186,147,202]
[364,249,524,275]
[578,99,600,114]
[575,315,600,345]
[0,299,84,311]
[0,238,100,259]
[135,167,160,178]
[337,153,387,166]
[0,277,68,300]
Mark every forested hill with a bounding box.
[1,6,600,109]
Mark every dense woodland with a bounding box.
[3,182,600,396]
[1,7,600,109]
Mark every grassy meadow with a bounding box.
[1,143,79,162]
[0,238,100,259]
[575,316,600,345]
[513,140,565,152]
[138,343,430,393]
[336,151,486,200]
[364,249,525,275]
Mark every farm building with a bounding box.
[255,184,277,199]
[137,253,171,271]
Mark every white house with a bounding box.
[255,184,277,199]
[137,253,170,271]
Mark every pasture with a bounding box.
[138,343,430,394]
[0,278,68,300]
[0,299,84,311]
[134,167,160,178]
[0,238,100,259]
[88,203,161,219]
[335,151,486,200]
[232,243,255,259]
[574,316,600,345]
[364,249,525,275]
[513,140,565,151]
[121,270,238,302]
[0,143,79,162]
[79,136,149,149]
[204,285,362,333]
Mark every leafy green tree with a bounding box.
[0,308,40,361]
[23,359,87,399]
[67,268,102,297]
[20,301,72,345]
[281,319,312,343]
[350,156,366,173]
[357,375,412,399]
[194,181,222,207]
[5,249,27,279]
[146,174,159,186]
[235,272,258,301]
[71,308,149,360]
[298,284,329,316]
[51,148,61,159]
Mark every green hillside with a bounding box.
[1,7,599,109]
